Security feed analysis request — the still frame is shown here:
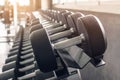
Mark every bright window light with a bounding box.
[0,0,5,6]
[18,0,30,6]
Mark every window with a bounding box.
[53,0,60,4]
[18,0,30,6]
[0,0,5,6]
[52,0,120,5]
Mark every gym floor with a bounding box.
[0,11,120,80]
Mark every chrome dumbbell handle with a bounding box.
[20,58,34,65]
[50,28,74,41]
[19,64,35,72]
[18,70,39,80]
[53,34,85,49]
[48,25,67,35]
[45,23,62,30]
[20,52,33,59]
[0,68,15,80]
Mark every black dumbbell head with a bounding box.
[30,28,57,72]
[61,12,72,26]
[30,23,43,34]
[77,15,107,58]
[31,20,40,26]
[67,12,85,35]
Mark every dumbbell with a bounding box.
[7,12,84,64]
[14,20,40,43]
[1,49,77,79]
[29,15,107,73]
[16,62,81,80]
[31,11,70,29]
[17,69,56,80]
[48,12,84,41]
[38,10,56,22]
[0,14,104,80]
[30,12,84,43]
[28,14,105,73]
[35,10,68,30]
[38,12,84,41]
[7,23,39,57]
[29,19,40,27]
[7,24,43,58]
[12,13,94,79]
[3,36,36,71]
[27,11,54,27]
[7,38,32,57]
[0,61,38,80]
[6,40,33,62]
[6,29,32,52]
[32,11,76,39]
[5,47,33,62]
[30,23,66,37]
[4,26,37,63]
[0,58,68,80]
[25,14,39,27]
[9,40,31,56]
[55,15,107,67]
[2,34,36,71]
[24,12,77,72]
[6,19,66,63]
[3,54,35,71]
[5,33,33,61]
[42,10,66,22]
[23,14,83,59]
[32,11,71,28]
[1,42,66,80]
[6,42,31,65]
[1,44,72,80]
[22,21,66,52]
[9,34,29,52]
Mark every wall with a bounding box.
[41,0,52,10]
[53,1,120,14]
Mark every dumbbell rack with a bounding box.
[0,9,107,80]
[0,19,82,80]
